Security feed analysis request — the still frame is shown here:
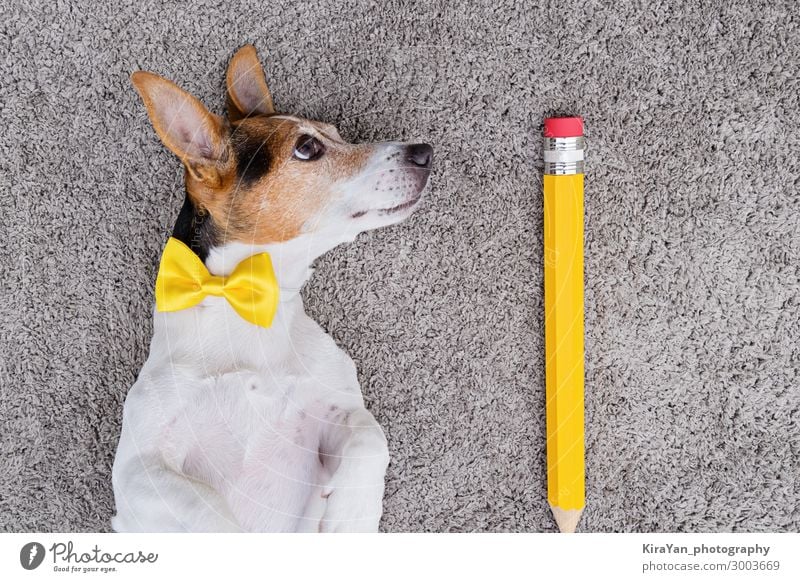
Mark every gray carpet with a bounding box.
[1,0,799,533]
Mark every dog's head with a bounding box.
[132,45,432,249]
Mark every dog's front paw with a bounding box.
[319,485,384,533]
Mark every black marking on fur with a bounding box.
[233,130,271,185]
[172,194,218,262]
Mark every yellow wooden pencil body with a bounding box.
[543,118,585,533]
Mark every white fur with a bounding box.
[112,145,428,532]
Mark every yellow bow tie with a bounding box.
[154,237,279,328]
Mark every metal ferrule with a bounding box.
[544,136,585,175]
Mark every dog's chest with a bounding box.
[128,302,364,455]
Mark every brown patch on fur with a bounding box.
[186,116,372,244]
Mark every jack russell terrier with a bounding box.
[111,45,432,532]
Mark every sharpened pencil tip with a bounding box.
[550,506,584,533]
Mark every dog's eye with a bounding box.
[293,135,325,161]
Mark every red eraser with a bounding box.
[544,117,583,138]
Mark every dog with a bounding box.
[111,45,432,532]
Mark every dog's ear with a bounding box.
[226,45,275,121]
[131,71,229,187]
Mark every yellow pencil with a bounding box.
[543,117,585,533]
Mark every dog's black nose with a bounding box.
[406,143,433,168]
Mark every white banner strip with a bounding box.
[2,532,798,581]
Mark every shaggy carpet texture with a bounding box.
[1,0,798,532]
